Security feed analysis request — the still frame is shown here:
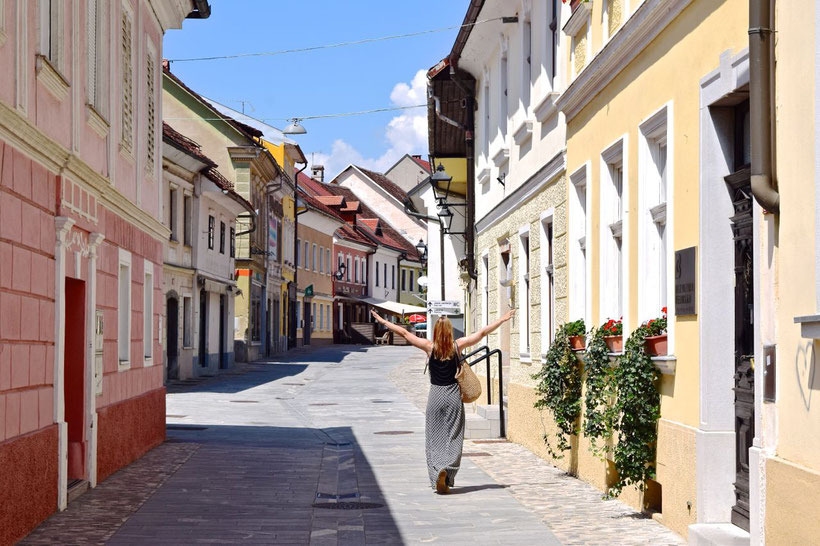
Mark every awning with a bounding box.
[354,296,426,316]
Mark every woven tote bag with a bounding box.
[454,342,481,403]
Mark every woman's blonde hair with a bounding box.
[432,316,456,360]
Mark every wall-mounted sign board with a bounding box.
[675,246,697,316]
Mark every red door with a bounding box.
[64,278,87,481]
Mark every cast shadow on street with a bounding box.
[448,484,510,495]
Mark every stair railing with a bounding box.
[462,346,505,438]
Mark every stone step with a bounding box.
[464,408,501,439]
[688,524,750,546]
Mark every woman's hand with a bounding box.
[370,310,384,324]
[502,309,516,322]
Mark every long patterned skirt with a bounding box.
[425,383,465,488]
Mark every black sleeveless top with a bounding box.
[428,343,460,386]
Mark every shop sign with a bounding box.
[675,247,697,315]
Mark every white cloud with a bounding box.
[309,69,428,180]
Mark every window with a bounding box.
[376,260,380,286]
[602,140,625,322]
[384,264,388,290]
[521,19,532,112]
[409,271,415,293]
[208,215,215,249]
[168,188,178,241]
[183,195,192,245]
[39,0,61,68]
[120,4,134,153]
[392,265,396,289]
[361,260,366,285]
[346,255,351,282]
[500,53,509,138]
[338,252,343,279]
[604,0,624,42]
[251,284,262,342]
[304,241,310,269]
[183,296,192,347]
[145,43,156,172]
[483,81,491,158]
[313,244,317,271]
[548,0,559,84]
[219,221,226,254]
[319,246,324,273]
[320,304,324,331]
[519,230,530,355]
[87,0,105,113]
[401,269,406,292]
[541,216,555,349]
[144,263,153,361]
[312,303,317,332]
[296,300,301,329]
[639,107,670,322]
[229,227,235,258]
[297,239,301,267]
[354,257,359,283]
[118,250,131,366]
[326,249,331,276]
[569,166,588,322]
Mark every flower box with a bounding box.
[645,334,668,356]
[604,335,623,353]
[569,335,586,350]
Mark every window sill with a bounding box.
[512,119,534,146]
[563,1,592,36]
[794,314,820,339]
[119,143,136,165]
[36,55,70,102]
[118,360,130,371]
[533,92,560,123]
[86,104,110,139]
[519,352,532,364]
[144,357,153,367]
[492,146,510,168]
[574,351,677,375]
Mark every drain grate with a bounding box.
[374,431,413,435]
[166,414,187,418]
[230,400,260,404]
[463,452,493,457]
[283,383,305,386]
[371,400,393,404]
[312,502,384,510]
[316,492,359,500]
[167,424,208,431]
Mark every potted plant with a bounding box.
[643,308,668,356]
[601,318,623,353]
[566,319,587,350]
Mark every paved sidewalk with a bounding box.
[389,354,685,546]
[23,345,561,545]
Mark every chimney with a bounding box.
[311,165,325,183]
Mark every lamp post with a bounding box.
[334,260,347,281]
[283,120,307,349]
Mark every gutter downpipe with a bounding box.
[749,0,779,214]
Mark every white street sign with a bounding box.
[427,300,462,315]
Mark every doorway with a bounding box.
[498,243,512,399]
[199,289,207,368]
[166,296,179,381]
[219,294,226,369]
[303,300,311,346]
[64,278,87,483]
[272,299,280,354]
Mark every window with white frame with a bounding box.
[482,253,489,328]
[120,2,134,153]
[375,260,380,286]
[86,0,106,113]
[297,239,302,267]
[347,255,352,282]
[354,257,360,283]
[320,304,324,331]
[360,259,365,284]
[326,249,331,276]
[168,187,178,241]
[540,216,555,350]
[638,107,670,322]
[569,167,588,322]
[313,244,317,271]
[304,241,310,270]
[601,140,625,322]
[401,269,406,292]
[183,194,192,245]
[118,250,131,366]
[319,246,324,273]
[482,80,491,159]
[144,263,153,361]
[312,303,316,332]
[518,229,531,355]
[521,18,532,113]
[339,252,345,280]
[392,265,396,289]
[409,270,415,293]
[39,0,62,69]
[183,296,192,348]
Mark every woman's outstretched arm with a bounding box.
[456,309,515,351]
[370,310,433,353]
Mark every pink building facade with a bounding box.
[0,1,208,542]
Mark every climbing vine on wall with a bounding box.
[608,326,661,497]
[582,327,617,459]
[532,324,583,458]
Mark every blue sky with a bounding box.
[164,1,468,178]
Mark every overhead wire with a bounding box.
[167,17,505,63]
[164,103,428,124]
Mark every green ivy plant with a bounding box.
[532,324,583,458]
[608,325,661,497]
[582,327,616,459]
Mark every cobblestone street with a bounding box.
[24,346,683,544]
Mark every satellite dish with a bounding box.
[417,276,429,287]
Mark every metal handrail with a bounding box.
[463,346,505,438]
[461,345,490,403]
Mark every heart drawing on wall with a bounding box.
[795,341,817,410]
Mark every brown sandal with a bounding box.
[435,470,450,494]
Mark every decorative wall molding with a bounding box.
[556,0,693,122]
[0,98,170,241]
[85,104,110,139]
[563,1,592,36]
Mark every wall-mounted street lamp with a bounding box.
[430,164,466,236]
[415,239,428,263]
[334,260,347,281]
